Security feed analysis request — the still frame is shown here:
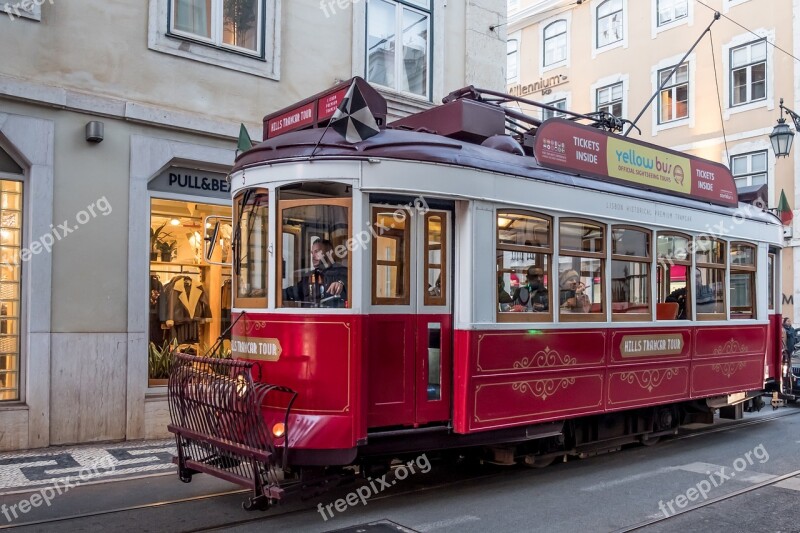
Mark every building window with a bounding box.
[367,0,431,98]
[597,0,623,48]
[730,242,756,319]
[543,20,567,66]
[496,211,553,322]
[731,150,767,188]
[543,99,567,121]
[507,39,519,83]
[657,0,687,26]
[169,0,264,55]
[0,180,22,401]
[658,63,689,123]
[611,226,651,320]
[558,219,605,321]
[730,40,766,106]
[597,82,623,117]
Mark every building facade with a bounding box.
[507,0,799,323]
[0,0,506,451]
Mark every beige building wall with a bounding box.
[0,0,505,450]
[508,0,799,323]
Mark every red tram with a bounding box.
[168,78,788,509]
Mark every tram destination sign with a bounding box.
[533,119,738,208]
[263,77,387,140]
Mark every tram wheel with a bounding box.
[523,455,556,469]
[640,435,660,447]
[178,469,193,483]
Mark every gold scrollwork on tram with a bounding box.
[711,361,747,378]
[511,377,576,401]
[619,368,680,392]
[512,346,577,369]
[711,338,749,355]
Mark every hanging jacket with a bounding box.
[158,275,213,328]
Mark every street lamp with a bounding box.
[770,98,800,157]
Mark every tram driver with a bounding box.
[283,239,347,308]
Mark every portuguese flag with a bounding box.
[778,189,793,225]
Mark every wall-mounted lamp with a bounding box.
[769,98,799,157]
[85,121,104,143]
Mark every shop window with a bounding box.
[558,219,604,321]
[367,0,431,98]
[148,198,232,386]
[657,232,690,319]
[611,226,651,320]
[0,180,22,401]
[496,211,553,322]
[730,242,756,319]
[278,182,351,309]
[695,238,726,319]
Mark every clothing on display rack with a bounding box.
[149,275,164,344]
[158,275,213,344]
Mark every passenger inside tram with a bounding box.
[559,269,590,312]
[283,239,347,308]
[511,266,548,312]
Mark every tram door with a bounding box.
[367,205,452,428]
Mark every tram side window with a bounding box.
[496,211,553,322]
[767,253,776,311]
[611,226,651,320]
[656,233,691,320]
[235,189,268,306]
[695,238,726,319]
[278,182,351,309]
[730,242,756,319]
[558,219,604,321]
[372,206,410,305]
[424,213,447,306]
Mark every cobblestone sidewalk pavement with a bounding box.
[0,439,177,495]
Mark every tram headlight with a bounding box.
[272,422,286,439]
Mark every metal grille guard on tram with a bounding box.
[167,353,298,509]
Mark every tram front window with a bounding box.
[278,182,351,309]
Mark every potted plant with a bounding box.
[148,339,177,387]
[150,223,173,262]
[158,239,178,262]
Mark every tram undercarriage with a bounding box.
[168,352,771,511]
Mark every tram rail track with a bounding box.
[613,466,800,532]
[1,407,798,531]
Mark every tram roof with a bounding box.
[235,78,778,227]
[232,127,778,226]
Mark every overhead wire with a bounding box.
[694,0,800,63]
[708,30,730,159]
